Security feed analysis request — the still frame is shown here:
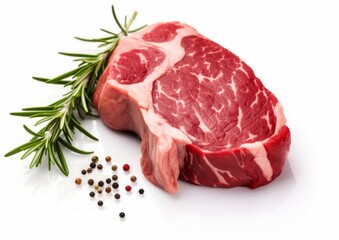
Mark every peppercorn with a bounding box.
[97,200,103,207]
[119,212,125,218]
[130,175,137,182]
[105,186,112,193]
[81,169,87,175]
[94,184,99,190]
[97,164,103,170]
[88,179,94,186]
[112,182,119,189]
[75,178,82,185]
[112,174,118,181]
[138,188,145,195]
[91,155,99,163]
[98,188,103,194]
[111,165,117,171]
[87,168,92,174]
[125,185,132,192]
[89,191,95,198]
[90,162,96,169]
[98,180,104,187]
[106,178,112,184]
[122,164,130,171]
[114,193,121,199]
[105,156,111,162]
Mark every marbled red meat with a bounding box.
[93,22,291,193]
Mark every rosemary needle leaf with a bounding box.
[23,125,43,137]
[94,59,104,77]
[48,154,52,170]
[129,24,148,33]
[29,147,45,169]
[46,66,86,84]
[63,121,74,142]
[32,76,50,82]
[59,113,67,130]
[48,144,57,164]
[64,80,75,87]
[51,125,62,143]
[81,87,88,113]
[85,112,100,118]
[5,138,42,157]
[58,138,93,155]
[48,144,68,174]
[48,97,68,107]
[76,104,85,120]
[100,28,117,36]
[10,111,37,117]
[21,140,45,160]
[71,117,98,141]
[55,142,69,175]
[34,116,55,126]
[84,94,95,108]
[75,36,115,42]
[22,106,56,111]
[33,76,71,85]
[30,111,60,118]
[112,5,127,36]
[58,52,99,58]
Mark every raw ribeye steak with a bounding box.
[93,22,291,193]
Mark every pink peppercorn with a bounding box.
[122,164,130,171]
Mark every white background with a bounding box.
[1,0,338,239]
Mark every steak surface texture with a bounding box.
[93,22,291,193]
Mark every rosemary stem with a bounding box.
[5,5,145,176]
[125,11,138,32]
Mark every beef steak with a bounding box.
[93,22,291,193]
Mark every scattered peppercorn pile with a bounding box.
[74,155,145,219]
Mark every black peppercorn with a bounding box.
[81,169,87,175]
[88,179,94,186]
[119,212,125,218]
[106,178,112,184]
[89,191,95,197]
[97,164,103,170]
[114,193,120,199]
[112,182,119,189]
[112,174,118,181]
[87,168,92,174]
[98,180,104,187]
[138,188,145,195]
[98,200,103,207]
[90,162,96,169]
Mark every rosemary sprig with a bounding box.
[5,6,146,175]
